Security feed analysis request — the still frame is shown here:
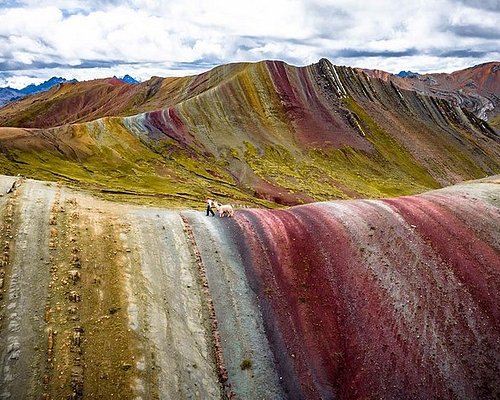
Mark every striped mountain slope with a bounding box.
[0,59,498,207]
[0,174,498,399]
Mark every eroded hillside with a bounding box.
[0,175,498,399]
[361,61,500,127]
[0,60,499,207]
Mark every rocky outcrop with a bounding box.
[360,61,500,124]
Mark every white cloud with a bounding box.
[0,0,498,88]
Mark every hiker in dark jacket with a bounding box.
[206,198,215,216]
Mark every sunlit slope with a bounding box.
[0,63,252,128]
[0,59,499,206]
[0,175,498,399]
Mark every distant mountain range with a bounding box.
[0,87,23,107]
[18,76,77,95]
[118,74,140,84]
[0,75,139,106]
[396,70,419,77]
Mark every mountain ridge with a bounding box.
[360,61,500,125]
[0,75,140,107]
[18,76,76,95]
[0,173,498,399]
[0,58,498,207]
[0,77,76,107]
[1,60,498,128]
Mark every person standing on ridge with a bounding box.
[206,198,215,216]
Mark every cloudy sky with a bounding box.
[0,0,498,88]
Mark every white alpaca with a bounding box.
[214,202,234,217]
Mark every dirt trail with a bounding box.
[182,211,285,399]
[0,177,225,399]
[0,178,55,399]
[125,209,222,399]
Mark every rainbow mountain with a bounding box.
[0,59,498,207]
[0,59,498,399]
